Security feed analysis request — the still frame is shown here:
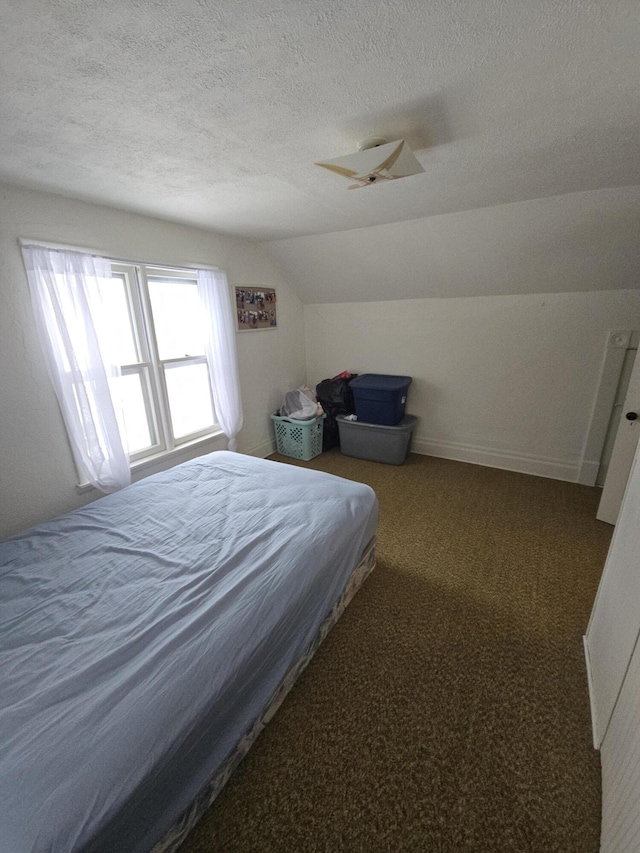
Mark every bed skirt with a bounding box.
[153,536,376,853]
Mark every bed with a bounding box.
[0,451,378,853]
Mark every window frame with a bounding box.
[110,262,218,464]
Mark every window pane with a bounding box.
[96,273,138,364]
[164,362,214,439]
[148,278,206,360]
[113,372,153,454]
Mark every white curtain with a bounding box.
[196,268,243,451]
[22,245,131,493]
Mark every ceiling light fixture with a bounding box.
[315,138,425,189]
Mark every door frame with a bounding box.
[579,330,638,486]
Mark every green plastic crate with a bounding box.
[271,412,326,461]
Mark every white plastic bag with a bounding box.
[282,385,322,420]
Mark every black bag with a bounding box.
[315,374,357,450]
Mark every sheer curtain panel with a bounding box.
[22,245,131,492]
[196,269,243,451]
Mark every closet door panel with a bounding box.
[586,444,640,745]
[601,634,640,853]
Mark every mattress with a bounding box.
[0,451,378,853]
[153,535,377,853]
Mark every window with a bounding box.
[104,264,217,462]
[23,243,241,494]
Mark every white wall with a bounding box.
[0,183,305,538]
[304,291,640,481]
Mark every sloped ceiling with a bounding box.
[1,0,639,246]
[265,185,640,303]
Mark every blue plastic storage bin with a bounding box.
[349,374,412,426]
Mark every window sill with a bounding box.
[76,429,226,494]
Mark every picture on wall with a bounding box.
[235,286,277,331]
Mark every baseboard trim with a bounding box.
[411,436,579,482]
[248,434,580,481]
[583,635,600,750]
[244,438,276,459]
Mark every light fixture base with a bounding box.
[358,137,389,151]
[315,139,425,189]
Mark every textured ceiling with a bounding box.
[1,0,639,241]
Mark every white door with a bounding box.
[587,442,640,850]
[600,631,640,852]
[586,441,640,746]
[597,350,640,524]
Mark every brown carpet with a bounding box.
[179,451,611,853]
